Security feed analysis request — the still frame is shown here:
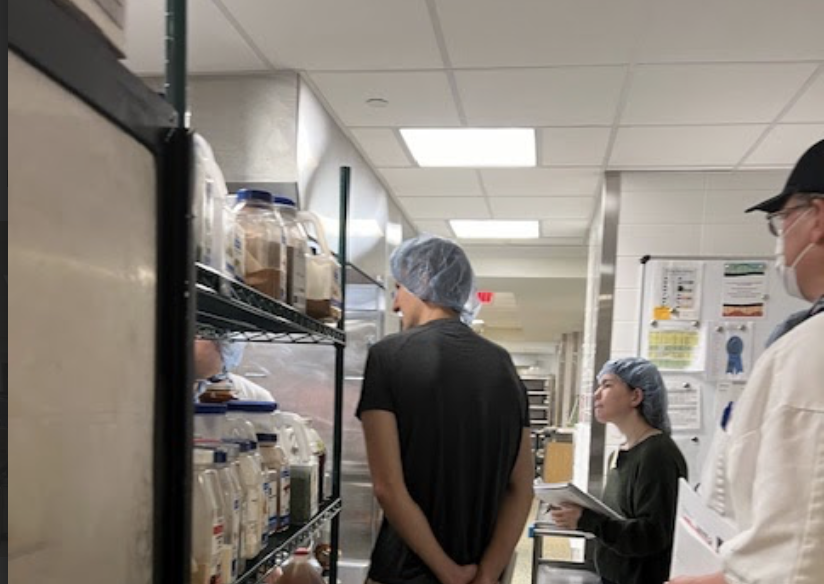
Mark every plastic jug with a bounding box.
[276,412,320,524]
[297,211,342,322]
[193,448,225,584]
[193,135,228,276]
[273,197,309,313]
[234,189,288,301]
[226,417,267,557]
[217,446,244,583]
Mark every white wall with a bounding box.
[610,169,788,360]
[603,169,790,460]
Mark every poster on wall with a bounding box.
[652,261,704,321]
[721,262,768,318]
[707,322,755,381]
[667,382,702,432]
[646,324,705,371]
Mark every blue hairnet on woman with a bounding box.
[598,357,672,434]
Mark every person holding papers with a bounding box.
[666,144,824,584]
[550,358,687,584]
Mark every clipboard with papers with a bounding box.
[670,478,738,577]
[534,482,625,521]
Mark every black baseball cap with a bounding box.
[746,139,824,214]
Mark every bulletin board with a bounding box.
[636,256,808,477]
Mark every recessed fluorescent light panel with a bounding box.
[401,128,536,167]
[450,220,540,239]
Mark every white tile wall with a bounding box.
[610,169,788,364]
[620,190,705,225]
[617,224,704,256]
[611,321,640,354]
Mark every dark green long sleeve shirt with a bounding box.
[577,433,687,584]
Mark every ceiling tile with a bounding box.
[350,129,412,168]
[125,0,266,74]
[489,197,595,220]
[220,0,443,70]
[413,220,455,238]
[745,125,824,166]
[399,197,491,220]
[782,73,824,123]
[481,169,601,196]
[623,64,816,125]
[436,0,645,67]
[610,126,767,168]
[540,221,591,238]
[456,68,626,126]
[381,169,483,197]
[310,72,461,127]
[638,0,824,63]
[541,128,611,166]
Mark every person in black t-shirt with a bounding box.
[550,358,687,584]
[356,235,534,584]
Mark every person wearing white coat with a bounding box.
[668,141,824,583]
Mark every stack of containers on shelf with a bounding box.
[193,448,226,584]
[274,197,309,313]
[275,412,320,525]
[298,211,342,323]
[195,403,227,441]
[227,402,285,538]
[234,189,287,302]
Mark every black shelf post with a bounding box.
[330,166,351,584]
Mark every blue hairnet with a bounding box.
[598,357,671,434]
[390,234,477,324]
[219,339,245,372]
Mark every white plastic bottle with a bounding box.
[259,432,291,533]
[233,439,263,560]
[193,448,225,584]
[215,449,242,584]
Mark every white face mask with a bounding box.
[774,207,815,300]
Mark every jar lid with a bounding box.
[213,450,228,464]
[195,403,228,415]
[273,196,297,207]
[236,189,273,204]
[257,433,278,443]
[227,401,278,413]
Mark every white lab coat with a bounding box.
[228,372,275,403]
[719,313,824,583]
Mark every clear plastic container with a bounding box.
[277,412,319,525]
[193,448,225,584]
[195,403,228,441]
[193,135,228,275]
[298,211,341,322]
[273,197,309,313]
[234,189,287,301]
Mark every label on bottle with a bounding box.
[280,467,291,530]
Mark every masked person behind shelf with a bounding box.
[356,234,534,584]
[194,337,274,403]
[667,141,824,584]
[550,357,687,584]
